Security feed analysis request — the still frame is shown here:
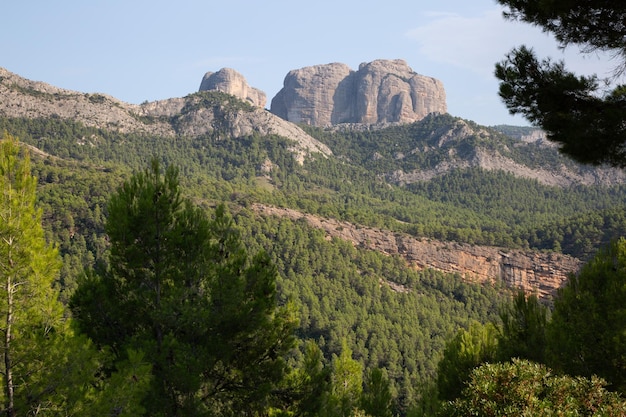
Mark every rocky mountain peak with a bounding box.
[199,68,266,108]
[270,59,447,127]
[0,67,329,163]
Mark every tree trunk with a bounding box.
[4,273,14,417]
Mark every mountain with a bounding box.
[0,67,331,162]
[270,59,447,126]
[1,65,625,300]
[4,66,626,411]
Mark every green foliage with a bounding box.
[324,340,364,417]
[88,349,153,417]
[498,1,626,54]
[361,368,393,417]
[547,238,626,393]
[71,160,297,416]
[0,133,148,416]
[3,114,626,262]
[0,133,78,415]
[237,210,506,412]
[497,292,549,364]
[441,359,626,416]
[276,340,331,416]
[435,321,499,402]
[4,106,626,414]
[495,2,626,167]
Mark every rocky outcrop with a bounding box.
[252,203,581,300]
[0,67,174,136]
[270,59,447,126]
[383,118,626,187]
[199,68,266,108]
[139,95,331,162]
[0,67,329,163]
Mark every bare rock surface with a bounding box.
[384,118,625,187]
[199,68,266,108]
[270,59,447,126]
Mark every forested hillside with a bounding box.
[1,91,626,414]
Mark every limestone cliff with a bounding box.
[253,203,581,300]
[199,68,266,108]
[270,59,447,126]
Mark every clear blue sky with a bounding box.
[1,0,617,126]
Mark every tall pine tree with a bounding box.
[71,159,297,416]
[0,133,111,416]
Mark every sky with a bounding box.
[1,0,620,126]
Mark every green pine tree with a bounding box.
[547,238,626,393]
[71,158,297,416]
[0,133,107,416]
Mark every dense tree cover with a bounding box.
[435,322,498,403]
[2,104,626,414]
[495,1,626,167]
[0,134,152,416]
[427,240,626,415]
[235,211,506,414]
[497,292,548,364]
[407,169,626,258]
[0,133,75,415]
[3,115,626,262]
[70,160,297,416]
[547,238,626,393]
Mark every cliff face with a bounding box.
[253,204,580,299]
[270,59,447,127]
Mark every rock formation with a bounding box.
[270,59,447,127]
[252,203,581,300]
[199,68,266,108]
[0,67,329,162]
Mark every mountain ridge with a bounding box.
[2,66,624,300]
[0,67,331,163]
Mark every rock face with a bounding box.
[199,68,266,108]
[252,203,581,300]
[270,59,447,126]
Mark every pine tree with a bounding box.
[497,291,549,364]
[0,133,109,416]
[324,340,364,417]
[495,1,626,167]
[0,133,66,416]
[547,238,626,393]
[71,159,297,416]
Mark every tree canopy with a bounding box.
[71,159,298,416]
[547,237,626,393]
[495,1,626,167]
[442,359,626,417]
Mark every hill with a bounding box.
[2,67,626,412]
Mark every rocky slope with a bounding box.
[270,59,447,126]
[252,203,581,300]
[382,118,625,187]
[0,67,330,162]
